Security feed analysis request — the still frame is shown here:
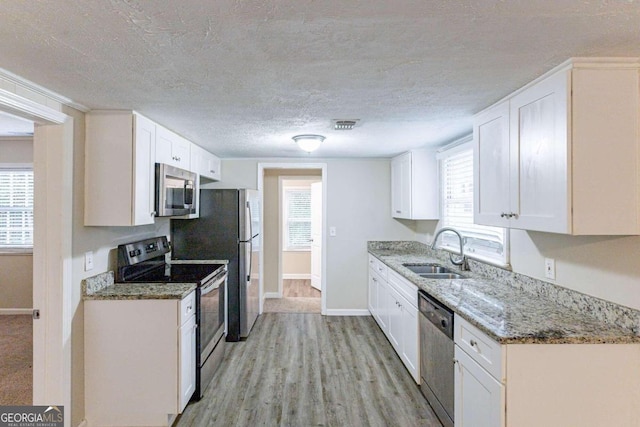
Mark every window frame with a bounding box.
[282,185,312,252]
[0,164,34,253]
[436,139,510,268]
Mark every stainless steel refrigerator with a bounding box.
[171,189,261,341]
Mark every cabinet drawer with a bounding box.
[454,314,503,381]
[368,254,388,280]
[180,291,196,325]
[387,269,418,308]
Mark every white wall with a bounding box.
[206,158,416,311]
[0,138,34,309]
[0,137,33,162]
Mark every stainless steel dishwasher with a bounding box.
[419,290,454,427]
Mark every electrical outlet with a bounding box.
[329,226,337,237]
[85,251,94,271]
[544,258,555,280]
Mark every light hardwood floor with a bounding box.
[282,279,321,298]
[263,280,322,314]
[176,313,441,427]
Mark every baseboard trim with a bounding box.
[263,292,282,299]
[325,309,371,316]
[282,274,311,280]
[77,420,88,427]
[0,308,32,315]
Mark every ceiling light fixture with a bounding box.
[292,134,325,153]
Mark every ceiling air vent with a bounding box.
[332,119,359,130]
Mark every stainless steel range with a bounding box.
[116,236,227,400]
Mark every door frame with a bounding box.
[277,176,322,297]
[0,88,73,419]
[257,162,328,315]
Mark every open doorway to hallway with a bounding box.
[260,168,324,314]
[0,111,34,404]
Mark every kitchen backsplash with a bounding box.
[368,241,640,335]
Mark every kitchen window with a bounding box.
[437,139,509,266]
[283,187,312,251]
[0,167,34,250]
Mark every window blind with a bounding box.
[0,169,34,247]
[439,144,507,263]
[284,188,311,250]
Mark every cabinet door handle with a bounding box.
[372,277,377,282]
[395,210,401,214]
[150,211,157,216]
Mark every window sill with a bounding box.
[283,248,311,253]
[439,246,511,271]
[0,248,33,255]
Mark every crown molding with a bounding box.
[0,88,68,124]
[0,67,89,113]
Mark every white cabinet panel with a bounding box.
[190,143,221,181]
[85,291,196,426]
[387,286,403,352]
[400,301,419,382]
[473,102,511,228]
[510,70,569,233]
[455,345,505,427]
[179,314,196,412]
[85,111,156,226]
[156,125,191,170]
[474,59,640,235]
[391,149,439,220]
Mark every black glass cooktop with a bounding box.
[119,261,225,285]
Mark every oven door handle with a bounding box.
[201,273,227,295]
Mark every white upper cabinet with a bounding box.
[391,149,439,220]
[85,111,156,226]
[190,143,221,181]
[474,101,511,228]
[474,58,640,235]
[156,125,191,170]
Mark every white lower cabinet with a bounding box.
[455,345,504,427]
[368,255,420,383]
[85,291,196,427]
[454,314,640,427]
[179,310,197,412]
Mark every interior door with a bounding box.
[310,182,322,291]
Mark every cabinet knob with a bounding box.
[151,211,157,216]
[470,339,478,347]
[210,170,215,173]
[500,212,506,218]
[395,210,401,214]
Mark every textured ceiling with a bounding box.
[1,1,640,157]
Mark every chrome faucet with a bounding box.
[431,227,469,271]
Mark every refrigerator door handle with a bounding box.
[248,239,252,283]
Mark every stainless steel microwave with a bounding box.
[155,163,197,217]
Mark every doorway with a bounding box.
[0,112,35,404]
[0,85,73,418]
[257,163,327,315]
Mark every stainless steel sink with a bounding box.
[419,272,467,280]
[402,263,467,279]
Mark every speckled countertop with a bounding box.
[368,243,640,344]
[82,271,196,300]
[84,283,196,300]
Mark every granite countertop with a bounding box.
[82,271,196,301]
[368,243,640,344]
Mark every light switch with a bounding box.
[85,251,94,271]
[544,258,555,280]
[329,226,337,237]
